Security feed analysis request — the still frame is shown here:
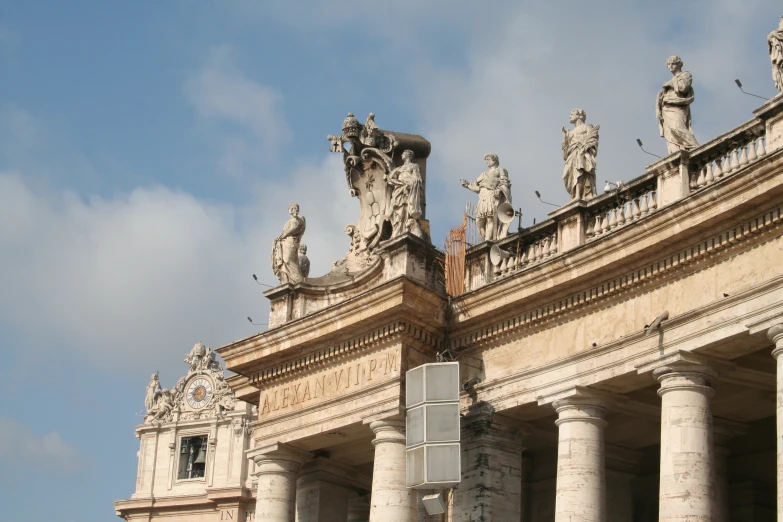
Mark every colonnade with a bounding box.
[250,419,414,522]
[250,325,783,522]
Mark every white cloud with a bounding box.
[0,154,356,377]
[0,417,83,473]
[184,44,291,178]
[395,0,780,240]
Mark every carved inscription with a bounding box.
[257,349,400,418]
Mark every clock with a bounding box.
[186,378,213,409]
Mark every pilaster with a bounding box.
[450,403,524,522]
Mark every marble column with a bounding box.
[368,419,416,522]
[769,324,783,519]
[251,445,309,522]
[552,396,608,522]
[654,362,717,522]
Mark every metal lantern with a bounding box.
[405,362,461,489]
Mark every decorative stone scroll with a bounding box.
[562,109,599,201]
[770,15,783,92]
[327,113,429,274]
[143,342,237,424]
[656,56,699,154]
[271,203,307,284]
[459,154,513,241]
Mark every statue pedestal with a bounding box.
[264,234,443,329]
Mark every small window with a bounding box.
[177,435,208,480]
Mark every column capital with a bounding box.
[637,350,723,398]
[553,396,608,428]
[247,442,310,476]
[369,418,405,446]
[768,324,783,357]
[653,363,716,398]
[538,386,626,413]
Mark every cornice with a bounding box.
[450,201,783,350]
[218,276,445,373]
[468,274,783,412]
[247,320,440,386]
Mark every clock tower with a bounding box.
[114,343,258,521]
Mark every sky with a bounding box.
[0,1,780,520]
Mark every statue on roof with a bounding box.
[386,150,425,238]
[326,113,431,274]
[459,154,512,241]
[143,342,238,424]
[656,56,699,154]
[144,372,162,412]
[298,244,311,278]
[271,203,307,284]
[769,15,783,92]
[562,108,599,201]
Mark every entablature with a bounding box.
[219,275,446,392]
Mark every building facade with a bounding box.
[117,28,783,522]
[115,343,257,522]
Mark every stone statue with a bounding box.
[271,203,307,284]
[386,150,424,238]
[769,15,783,92]
[656,56,699,154]
[326,112,431,274]
[460,154,512,242]
[143,342,237,424]
[145,372,161,412]
[298,244,310,279]
[561,108,599,201]
[148,389,176,422]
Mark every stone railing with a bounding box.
[687,120,767,190]
[586,174,659,241]
[458,95,783,295]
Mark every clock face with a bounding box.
[186,378,213,409]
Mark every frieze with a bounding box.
[257,347,401,419]
[452,204,783,349]
[247,320,439,386]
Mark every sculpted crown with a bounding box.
[342,112,362,139]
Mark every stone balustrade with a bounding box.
[587,178,658,241]
[688,121,767,190]
[460,106,780,294]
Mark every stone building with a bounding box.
[117,33,783,522]
[114,343,257,521]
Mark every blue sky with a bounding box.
[0,2,780,520]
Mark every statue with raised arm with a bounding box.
[561,108,599,201]
[459,154,510,242]
[271,203,307,284]
[386,149,424,238]
[769,15,783,92]
[656,56,699,154]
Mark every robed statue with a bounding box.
[459,154,512,241]
[271,203,307,284]
[657,56,699,154]
[770,15,783,92]
[561,108,599,201]
[145,372,162,412]
[386,149,424,238]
